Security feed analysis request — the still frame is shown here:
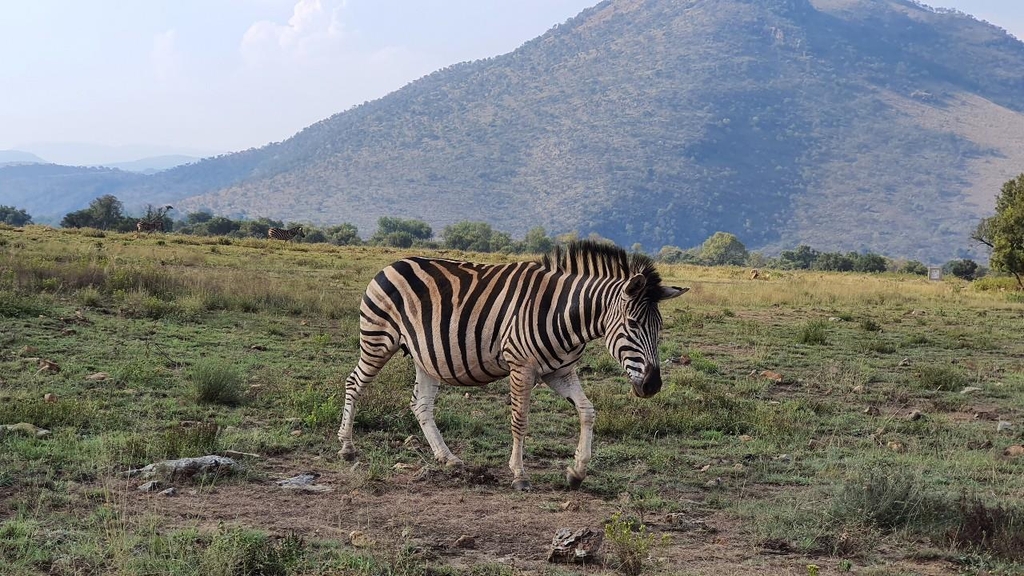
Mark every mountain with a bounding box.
[14,142,219,167]
[102,155,200,174]
[0,150,47,166]
[4,0,1024,261]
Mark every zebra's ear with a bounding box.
[624,273,647,298]
[659,286,689,300]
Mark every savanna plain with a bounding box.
[1,225,1023,576]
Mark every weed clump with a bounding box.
[190,361,244,406]
[798,320,829,345]
[915,365,968,391]
[604,512,662,575]
[201,528,304,576]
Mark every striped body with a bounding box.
[136,219,163,233]
[338,241,687,489]
[268,226,304,241]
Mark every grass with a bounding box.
[1,226,1023,574]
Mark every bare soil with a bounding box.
[118,458,961,575]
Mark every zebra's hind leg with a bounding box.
[337,344,397,461]
[544,369,595,490]
[410,366,463,468]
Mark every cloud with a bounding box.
[240,0,348,66]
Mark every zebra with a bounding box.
[136,219,164,234]
[337,240,688,490]
[268,226,305,241]
[136,206,173,234]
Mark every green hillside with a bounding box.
[4,0,1024,261]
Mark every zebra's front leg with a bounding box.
[544,370,596,490]
[411,367,463,468]
[508,369,536,491]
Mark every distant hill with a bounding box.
[0,150,47,166]
[102,154,200,174]
[4,0,1024,261]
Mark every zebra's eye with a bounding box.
[626,318,640,331]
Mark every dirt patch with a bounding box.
[114,459,964,574]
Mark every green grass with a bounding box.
[2,226,1024,574]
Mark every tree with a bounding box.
[443,221,497,252]
[326,223,360,246]
[778,245,819,270]
[944,259,978,281]
[974,173,1024,288]
[812,252,854,272]
[370,217,432,247]
[0,205,32,226]
[851,252,888,273]
[898,260,928,275]
[522,226,553,254]
[699,232,747,266]
[61,195,129,230]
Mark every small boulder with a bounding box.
[960,386,983,395]
[158,487,178,497]
[907,410,925,421]
[349,530,375,548]
[997,421,1014,433]
[760,370,784,383]
[138,481,162,492]
[43,393,58,403]
[1004,445,1024,458]
[548,527,603,564]
[453,535,476,549]
[898,358,911,367]
[3,423,51,438]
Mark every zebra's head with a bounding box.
[295,226,305,237]
[604,270,688,398]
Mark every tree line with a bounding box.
[3,172,1022,286]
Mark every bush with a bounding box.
[915,365,968,391]
[798,320,829,345]
[190,361,244,406]
[604,512,662,575]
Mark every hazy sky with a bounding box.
[1,0,1022,162]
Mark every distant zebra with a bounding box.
[337,240,688,490]
[267,226,304,241]
[136,220,164,233]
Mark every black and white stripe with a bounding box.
[136,219,164,233]
[337,240,688,490]
[267,226,304,241]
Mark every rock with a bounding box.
[828,317,843,322]
[548,527,603,564]
[738,434,754,442]
[126,455,239,481]
[158,487,178,497]
[774,454,791,462]
[453,535,476,549]
[997,421,1014,433]
[392,463,419,472]
[863,406,881,416]
[852,385,864,393]
[3,422,51,438]
[349,530,375,548]
[1004,445,1024,458]
[887,441,906,453]
[18,345,38,357]
[907,410,925,421]
[560,498,585,512]
[898,357,911,367]
[43,393,58,403]
[960,386,983,394]
[138,480,162,492]
[250,344,267,351]
[705,477,723,488]
[290,430,302,437]
[699,464,711,473]
[974,411,999,421]
[760,370,784,383]
[463,392,470,399]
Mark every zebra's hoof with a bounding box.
[339,447,359,462]
[440,455,464,469]
[566,469,584,490]
[512,479,532,492]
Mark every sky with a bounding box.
[1,0,1022,164]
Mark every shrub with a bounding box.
[604,512,662,575]
[798,320,829,345]
[201,528,304,576]
[915,365,968,391]
[190,361,244,406]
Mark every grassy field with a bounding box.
[1,225,1023,576]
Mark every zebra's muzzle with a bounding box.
[631,364,662,398]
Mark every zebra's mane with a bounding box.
[540,240,665,301]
